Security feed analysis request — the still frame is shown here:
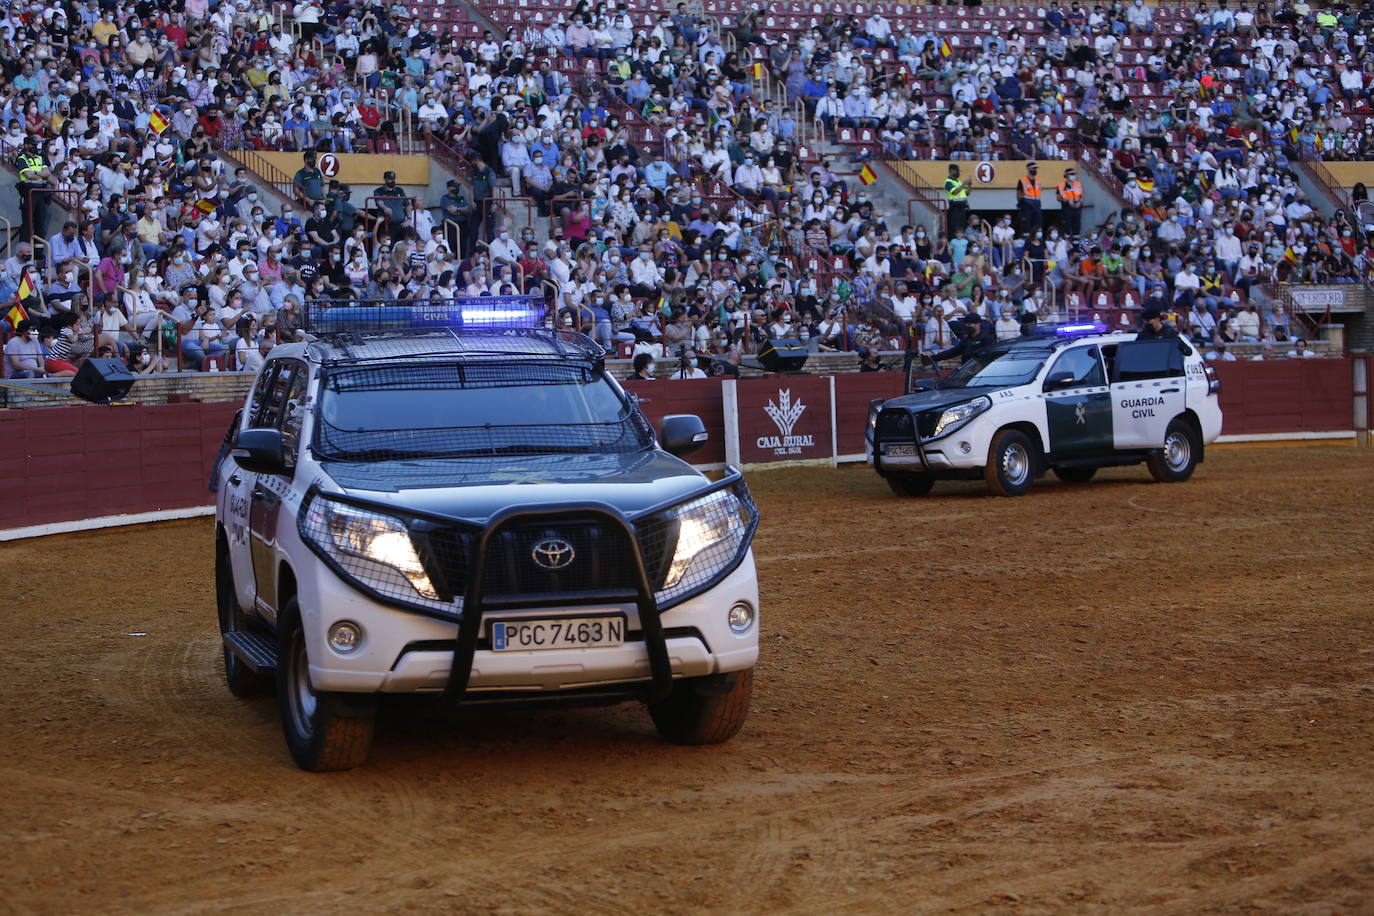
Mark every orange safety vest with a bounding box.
[1057,180,1082,202]
[1018,175,1042,200]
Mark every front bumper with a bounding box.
[300,547,760,694]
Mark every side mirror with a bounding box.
[232,428,289,475]
[910,378,936,391]
[1043,371,1078,392]
[660,414,709,458]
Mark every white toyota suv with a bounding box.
[866,327,1224,497]
[212,327,760,770]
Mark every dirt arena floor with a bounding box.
[2,445,1372,914]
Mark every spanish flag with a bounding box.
[751,61,766,80]
[148,108,170,135]
[16,269,34,301]
[1283,246,1299,265]
[1288,126,1299,143]
[194,198,218,215]
[939,38,953,58]
[4,300,27,329]
[859,163,877,186]
[1136,177,1155,194]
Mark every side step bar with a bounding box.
[224,632,278,673]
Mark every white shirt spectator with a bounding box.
[629,255,664,288]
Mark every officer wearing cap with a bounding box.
[293,150,325,207]
[930,311,997,364]
[1136,308,1180,341]
[944,163,970,235]
[373,169,411,233]
[440,178,474,257]
[1056,166,1083,237]
[1017,161,1043,234]
[15,135,52,238]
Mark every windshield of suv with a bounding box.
[944,348,1050,389]
[314,362,653,460]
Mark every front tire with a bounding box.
[277,597,376,772]
[984,429,1037,497]
[1147,419,1200,483]
[217,537,272,698]
[886,472,936,497]
[1052,466,1097,484]
[649,668,753,745]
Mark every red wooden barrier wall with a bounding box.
[0,359,1358,534]
[0,402,238,530]
[1212,359,1351,435]
[622,378,727,465]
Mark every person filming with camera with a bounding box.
[672,346,708,379]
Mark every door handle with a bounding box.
[1160,387,1181,394]
[1090,393,1109,400]
[228,474,241,486]
[251,490,266,502]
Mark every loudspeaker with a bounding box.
[758,339,809,373]
[70,358,136,404]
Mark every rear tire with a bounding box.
[277,596,376,772]
[1147,419,1200,483]
[217,537,272,698]
[984,429,1037,497]
[1052,466,1097,484]
[886,472,936,497]
[649,668,753,745]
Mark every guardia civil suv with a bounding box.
[212,324,760,771]
[866,326,1224,497]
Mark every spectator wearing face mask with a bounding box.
[629,247,665,298]
[4,320,45,379]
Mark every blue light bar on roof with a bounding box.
[305,295,548,334]
[1054,322,1108,336]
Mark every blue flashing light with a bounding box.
[1054,322,1108,336]
[306,295,547,334]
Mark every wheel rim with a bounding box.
[287,630,317,739]
[1164,431,1191,472]
[1001,443,1030,486]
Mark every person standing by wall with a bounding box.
[1017,161,1043,235]
[944,164,970,235]
[1056,166,1083,238]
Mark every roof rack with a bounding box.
[305,327,606,366]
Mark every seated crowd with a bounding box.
[3,0,1368,382]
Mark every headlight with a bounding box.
[664,490,745,589]
[639,481,758,607]
[301,496,441,603]
[929,397,991,439]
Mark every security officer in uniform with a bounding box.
[931,312,997,364]
[944,163,970,235]
[1016,161,1043,234]
[1055,166,1084,237]
[439,178,474,257]
[372,170,412,235]
[15,136,52,240]
[1136,308,1180,341]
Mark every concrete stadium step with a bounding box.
[224,631,278,674]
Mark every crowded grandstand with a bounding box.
[2,0,1372,381]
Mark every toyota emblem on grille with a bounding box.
[531,537,575,570]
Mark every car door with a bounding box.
[1108,340,1185,448]
[222,372,276,612]
[247,360,306,615]
[1042,344,1113,457]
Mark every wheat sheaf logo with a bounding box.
[765,389,806,438]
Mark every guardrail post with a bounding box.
[828,375,838,468]
[1353,350,1369,448]
[722,378,741,467]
